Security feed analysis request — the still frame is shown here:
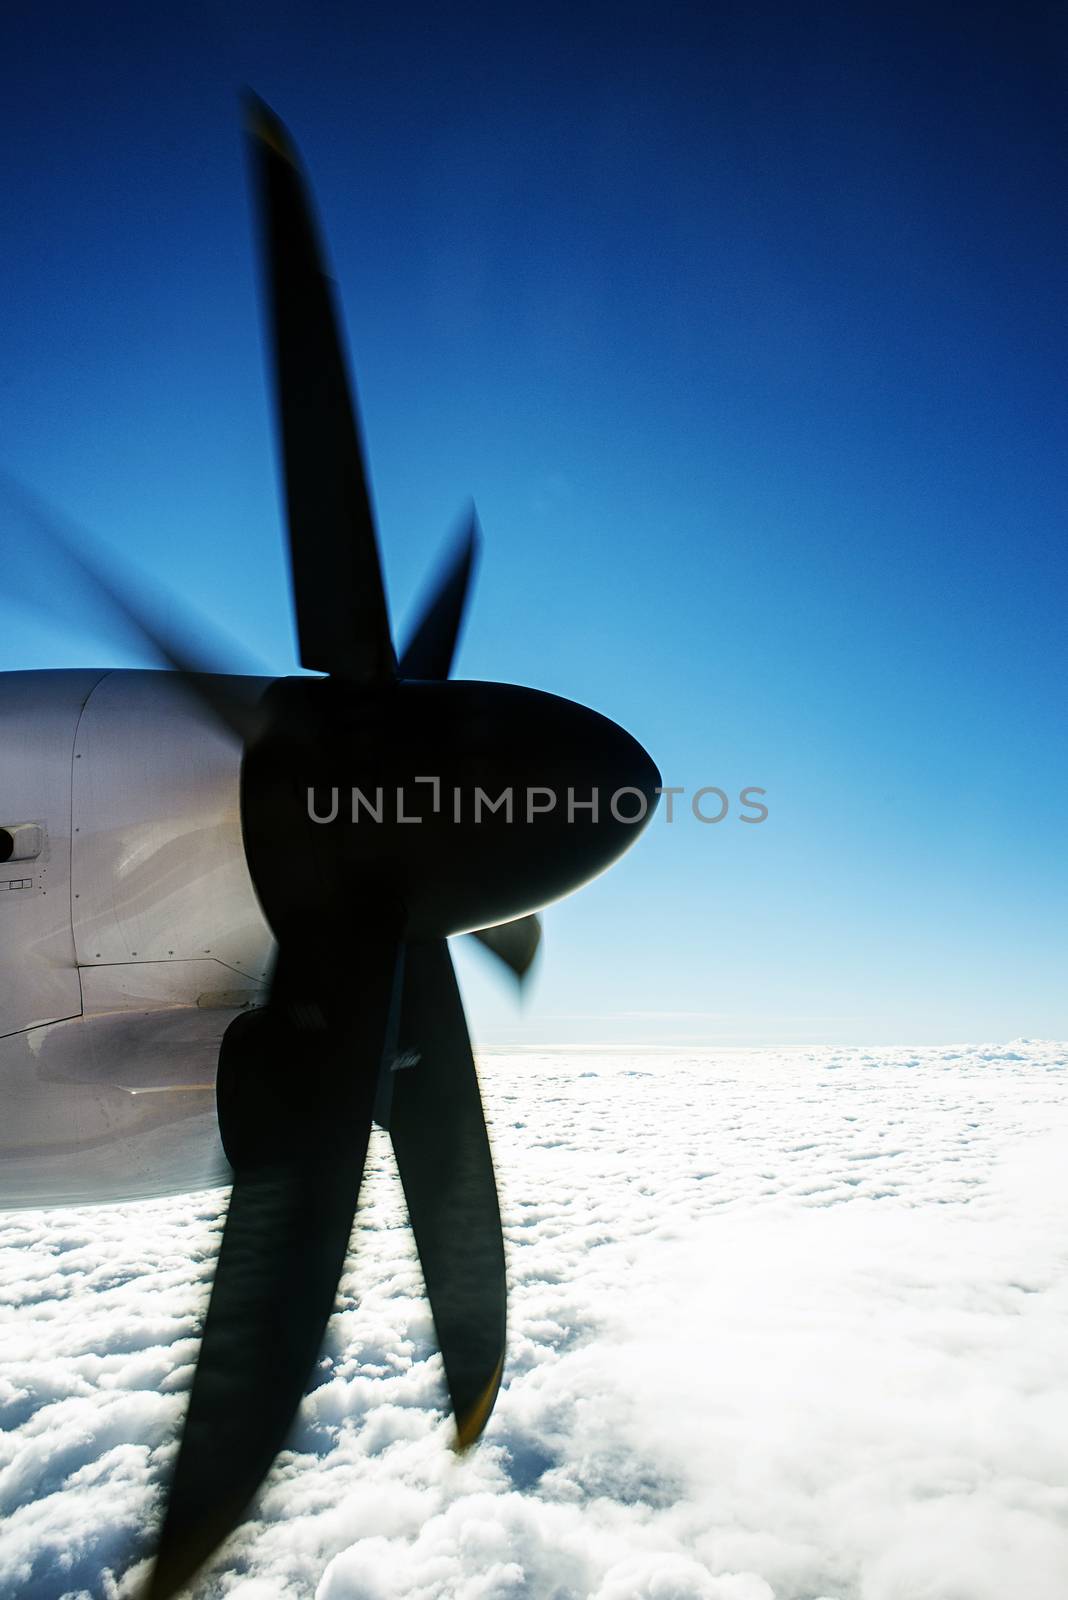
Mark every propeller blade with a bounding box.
[469,913,542,982]
[398,508,480,680]
[246,94,395,684]
[384,940,506,1449]
[0,474,260,742]
[148,938,402,1600]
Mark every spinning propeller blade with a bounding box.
[246,93,395,684]
[149,938,401,1599]
[398,508,480,681]
[0,474,259,743]
[382,940,507,1449]
[469,913,543,982]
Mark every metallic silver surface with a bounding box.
[0,669,104,1037]
[72,670,274,981]
[0,1005,236,1207]
[0,667,279,1207]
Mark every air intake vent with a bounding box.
[0,823,44,863]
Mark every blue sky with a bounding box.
[1,2,1065,1044]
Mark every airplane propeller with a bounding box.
[3,93,660,1597]
[147,100,522,1595]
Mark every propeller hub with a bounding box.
[240,676,660,940]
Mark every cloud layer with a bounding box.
[2,1042,1067,1599]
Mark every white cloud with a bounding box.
[1,1043,1066,1598]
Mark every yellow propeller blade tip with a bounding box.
[452,1357,505,1453]
[242,92,298,167]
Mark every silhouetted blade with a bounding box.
[0,474,258,742]
[398,508,479,680]
[386,940,506,1448]
[246,93,395,683]
[148,938,401,1599]
[469,914,542,982]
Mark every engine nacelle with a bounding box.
[0,668,274,1206]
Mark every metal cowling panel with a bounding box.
[70,668,274,997]
[0,668,105,1037]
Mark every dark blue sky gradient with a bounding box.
[2,3,1065,1042]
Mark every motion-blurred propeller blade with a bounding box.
[385,940,506,1448]
[246,94,395,684]
[148,940,402,1599]
[398,508,479,680]
[0,474,259,742]
[469,914,543,982]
